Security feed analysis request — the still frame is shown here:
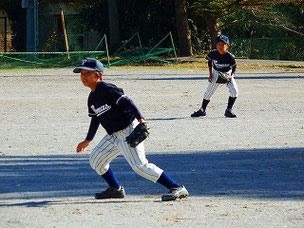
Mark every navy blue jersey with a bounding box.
[206,49,236,74]
[87,81,137,135]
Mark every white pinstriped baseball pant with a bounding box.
[204,70,239,100]
[89,120,163,183]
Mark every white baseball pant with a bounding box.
[89,120,163,182]
[204,70,239,100]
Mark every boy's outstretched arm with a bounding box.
[208,66,213,83]
[76,116,99,153]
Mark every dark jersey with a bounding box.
[87,81,139,135]
[206,49,236,74]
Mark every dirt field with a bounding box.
[0,64,304,227]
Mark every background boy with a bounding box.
[191,35,239,118]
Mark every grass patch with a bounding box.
[0,59,303,72]
[270,64,304,68]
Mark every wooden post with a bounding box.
[169,32,178,64]
[60,8,70,58]
[104,34,111,68]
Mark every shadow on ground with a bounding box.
[0,148,303,202]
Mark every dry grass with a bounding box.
[109,59,304,72]
[0,58,303,72]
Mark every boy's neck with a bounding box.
[218,50,227,55]
[90,80,101,92]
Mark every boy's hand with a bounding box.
[208,75,213,83]
[229,74,235,81]
[76,140,91,153]
[138,118,145,123]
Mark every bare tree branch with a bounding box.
[220,20,304,36]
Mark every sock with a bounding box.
[201,99,210,111]
[227,97,237,109]
[157,172,181,189]
[101,167,120,189]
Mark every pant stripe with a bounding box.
[204,70,239,100]
[117,126,161,182]
[90,135,111,166]
[128,144,160,181]
[91,139,113,169]
[228,77,239,97]
[204,82,220,100]
[94,145,117,172]
[89,121,162,182]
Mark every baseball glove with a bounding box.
[126,122,149,148]
[216,71,232,84]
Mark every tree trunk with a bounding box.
[108,0,120,52]
[204,15,220,49]
[174,0,193,57]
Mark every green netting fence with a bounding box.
[0,51,107,69]
[0,32,178,70]
[110,32,177,66]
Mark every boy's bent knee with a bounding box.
[89,155,108,175]
[131,163,163,182]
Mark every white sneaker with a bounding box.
[161,185,189,201]
[95,186,126,199]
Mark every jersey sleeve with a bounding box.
[85,116,99,141]
[206,50,216,67]
[103,84,125,105]
[206,50,215,60]
[117,96,144,120]
[88,94,96,117]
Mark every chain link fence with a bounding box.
[230,37,304,61]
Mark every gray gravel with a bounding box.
[0,67,303,228]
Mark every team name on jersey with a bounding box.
[212,60,231,69]
[91,104,111,116]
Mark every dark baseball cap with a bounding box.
[73,57,104,73]
[216,35,229,45]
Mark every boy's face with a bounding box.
[216,41,229,55]
[80,69,101,87]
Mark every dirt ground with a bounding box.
[0,63,304,228]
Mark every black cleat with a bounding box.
[191,109,206,117]
[95,186,126,199]
[225,108,237,118]
[162,185,189,201]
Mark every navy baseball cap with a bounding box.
[73,57,104,73]
[216,35,229,45]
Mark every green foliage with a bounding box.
[220,2,304,60]
[78,0,176,49]
[229,37,304,61]
[1,0,304,60]
[0,0,26,51]
[192,0,243,16]
[187,0,210,53]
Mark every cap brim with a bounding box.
[216,39,229,45]
[73,66,97,73]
